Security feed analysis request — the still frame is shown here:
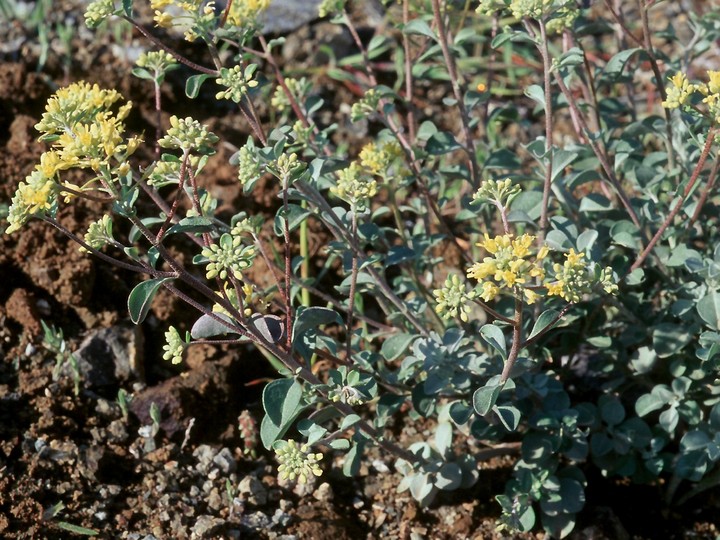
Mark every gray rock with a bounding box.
[69,324,144,388]
[313,482,333,502]
[193,444,217,474]
[191,515,223,538]
[260,0,323,34]
[238,476,268,506]
[212,447,237,474]
[241,511,271,531]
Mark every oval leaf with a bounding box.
[128,278,172,324]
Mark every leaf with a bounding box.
[698,293,720,330]
[292,307,342,343]
[635,392,667,417]
[57,522,99,536]
[166,216,215,236]
[480,324,507,359]
[529,310,561,340]
[494,405,521,431]
[274,204,311,236]
[190,312,238,339]
[473,383,501,415]
[603,48,643,80]
[127,278,172,324]
[185,74,212,99]
[386,246,416,266]
[652,323,692,357]
[249,314,284,343]
[340,414,361,430]
[403,18,437,40]
[261,378,304,448]
[525,85,545,110]
[434,422,453,456]
[579,193,612,212]
[343,443,363,477]
[435,462,463,491]
[381,333,416,361]
[121,0,132,17]
[426,131,461,154]
[551,150,579,182]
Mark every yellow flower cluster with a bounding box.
[545,249,590,302]
[7,82,139,234]
[662,73,700,110]
[359,141,402,177]
[661,70,720,124]
[466,233,548,304]
[226,0,270,27]
[331,162,378,208]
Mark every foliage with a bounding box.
[6,0,720,536]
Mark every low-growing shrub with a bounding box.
[6,0,720,536]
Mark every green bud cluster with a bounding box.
[433,274,475,322]
[275,440,323,483]
[216,65,259,104]
[162,326,186,364]
[159,116,219,154]
[201,233,257,280]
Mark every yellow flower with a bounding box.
[467,233,548,304]
[662,72,698,109]
[154,11,174,27]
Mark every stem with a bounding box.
[500,294,524,384]
[154,80,162,159]
[552,72,644,234]
[402,0,417,144]
[346,206,359,360]
[630,128,717,273]
[283,173,293,350]
[688,153,720,230]
[431,0,479,187]
[122,16,217,75]
[299,200,311,308]
[42,217,174,277]
[537,20,554,242]
[156,151,190,243]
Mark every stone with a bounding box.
[238,476,268,506]
[213,448,237,474]
[69,323,144,389]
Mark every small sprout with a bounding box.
[275,439,323,484]
[117,388,131,421]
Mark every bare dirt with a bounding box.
[0,3,719,539]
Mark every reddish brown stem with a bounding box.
[630,128,717,273]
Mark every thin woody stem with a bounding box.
[122,16,217,75]
[630,128,717,273]
[345,206,359,360]
[500,295,524,385]
[537,20,554,241]
[431,0,479,187]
